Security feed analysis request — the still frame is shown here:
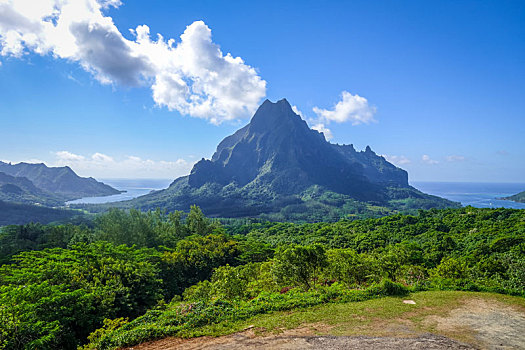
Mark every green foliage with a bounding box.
[0,243,162,349]
[1,206,524,349]
[272,244,327,290]
[210,264,248,300]
[0,200,78,226]
[325,249,376,286]
[80,318,129,350]
[160,233,242,297]
[183,262,277,302]
[85,279,408,350]
[93,207,224,248]
[434,258,470,279]
[93,208,187,248]
[366,278,410,297]
[0,223,91,264]
[0,207,227,263]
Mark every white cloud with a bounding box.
[313,91,376,125]
[383,155,411,166]
[0,1,266,123]
[422,154,439,165]
[53,151,194,178]
[445,155,466,162]
[311,123,333,141]
[292,90,376,140]
[91,152,114,163]
[291,105,304,118]
[55,150,85,161]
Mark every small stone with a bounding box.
[403,300,416,304]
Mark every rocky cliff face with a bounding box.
[117,98,458,220]
[187,98,407,200]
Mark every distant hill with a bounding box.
[502,190,525,203]
[0,201,78,226]
[0,172,63,206]
[102,98,459,221]
[0,161,121,201]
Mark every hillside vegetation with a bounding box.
[504,190,525,203]
[0,201,80,226]
[0,206,523,349]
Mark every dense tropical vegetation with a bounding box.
[0,201,79,226]
[0,206,523,349]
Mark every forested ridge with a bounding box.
[0,206,523,349]
[504,190,525,203]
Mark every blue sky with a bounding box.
[0,0,523,182]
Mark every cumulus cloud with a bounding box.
[0,0,266,123]
[383,155,411,166]
[422,154,439,165]
[292,91,376,141]
[53,151,194,178]
[313,91,376,125]
[445,155,466,162]
[91,152,114,163]
[55,150,85,161]
[292,91,376,140]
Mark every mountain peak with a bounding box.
[0,161,121,200]
[261,98,290,106]
[187,98,410,193]
[276,97,290,105]
[249,98,305,134]
[132,98,458,220]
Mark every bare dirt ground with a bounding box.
[127,296,525,350]
[425,298,525,349]
[128,331,473,350]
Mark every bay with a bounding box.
[66,178,172,205]
[411,182,525,209]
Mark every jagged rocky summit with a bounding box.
[119,99,459,221]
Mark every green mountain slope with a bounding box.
[92,99,459,220]
[0,201,78,226]
[0,172,64,206]
[503,190,525,203]
[0,161,121,201]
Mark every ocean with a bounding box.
[411,182,525,209]
[68,179,525,209]
[66,178,173,205]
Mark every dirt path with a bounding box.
[426,298,525,349]
[129,331,474,350]
[127,295,525,350]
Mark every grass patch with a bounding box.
[180,291,525,340]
